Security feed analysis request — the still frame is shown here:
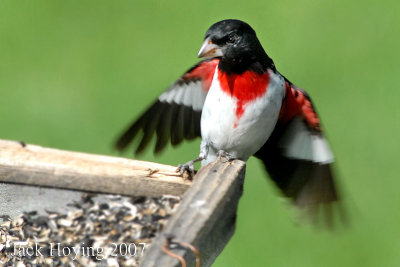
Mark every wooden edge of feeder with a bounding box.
[0,139,191,197]
[140,158,246,267]
[0,138,247,267]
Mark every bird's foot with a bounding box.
[216,150,236,163]
[177,161,195,175]
[177,157,203,179]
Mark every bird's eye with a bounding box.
[226,34,237,44]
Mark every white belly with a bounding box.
[201,68,285,164]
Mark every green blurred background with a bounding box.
[1,0,399,266]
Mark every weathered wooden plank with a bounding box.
[140,158,246,267]
[0,139,191,197]
[0,183,96,218]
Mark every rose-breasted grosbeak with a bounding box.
[116,19,341,223]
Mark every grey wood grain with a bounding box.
[140,158,246,267]
[0,139,191,197]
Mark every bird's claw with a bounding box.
[217,150,236,162]
[177,162,195,176]
[176,155,204,179]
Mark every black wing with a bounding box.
[255,82,344,225]
[115,58,219,154]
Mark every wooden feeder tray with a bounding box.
[0,139,245,267]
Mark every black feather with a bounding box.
[255,120,343,226]
[115,60,213,154]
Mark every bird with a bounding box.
[115,19,342,224]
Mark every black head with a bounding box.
[198,19,274,74]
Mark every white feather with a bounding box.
[158,87,176,103]
[311,135,334,164]
[279,117,334,163]
[158,81,206,111]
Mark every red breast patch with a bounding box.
[217,69,270,127]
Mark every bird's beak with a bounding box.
[198,37,223,58]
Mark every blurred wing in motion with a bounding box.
[115,58,219,154]
[255,81,344,226]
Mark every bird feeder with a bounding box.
[0,139,245,266]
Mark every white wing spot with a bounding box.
[158,81,206,111]
[279,118,334,163]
